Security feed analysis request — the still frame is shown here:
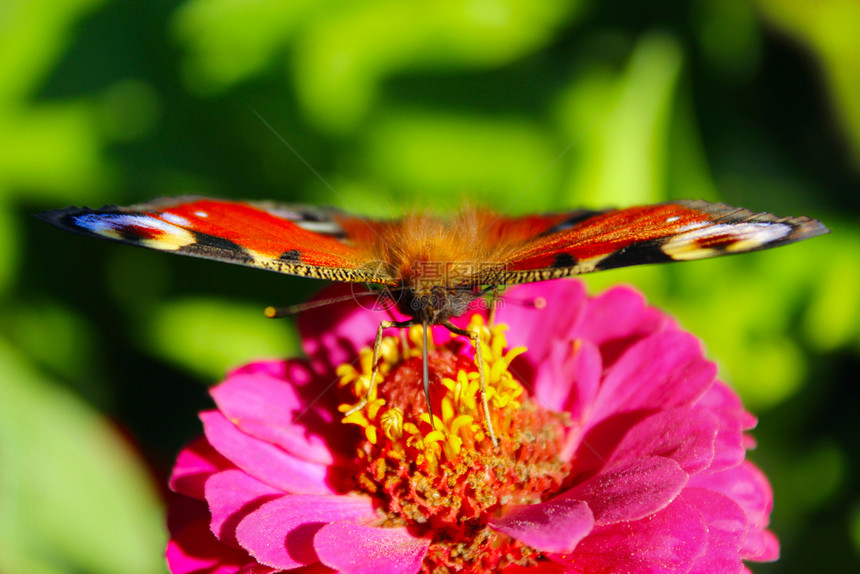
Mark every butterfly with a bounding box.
[38,196,828,445]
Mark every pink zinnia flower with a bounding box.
[166,280,778,573]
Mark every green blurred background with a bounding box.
[2,0,858,572]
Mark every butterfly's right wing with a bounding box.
[477,200,827,285]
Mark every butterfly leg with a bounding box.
[421,322,438,431]
[345,319,414,416]
[442,321,498,448]
[399,328,409,354]
[487,286,500,327]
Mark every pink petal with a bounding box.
[737,524,778,561]
[314,524,430,574]
[228,360,290,379]
[607,408,718,475]
[532,339,602,420]
[205,469,283,545]
[571,285,673,352]
[560,340,602,421]
[210,363,351,465]
[689,461,773,529]
[563,457,688,525]
[282,566,337,574]
[682,488,747,574]
[235,494,378,569]
[754,529,780,562]
[489,499,594,553]
[554,496,708,573]
[694,381,749,473]
[589,331,716,426]
[201,410,338,495]
[498,279,588,361]
[530,339,579,413]
[298,285,389,372]
[741,411,758,431]
[502,564,568,574]
[696,379,744,417]
[170,436,233,500]
[693,379,756,433]
[166,511,255,574]
[689,461,776,561]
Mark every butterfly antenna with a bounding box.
[264,291,383,318]
[422,322,435,431]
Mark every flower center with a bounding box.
[338,316,571,572]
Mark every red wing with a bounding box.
[481,210,606,244]
[37,196,399,285]
[495,200,829,284]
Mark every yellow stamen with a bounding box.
[450,414,474,438]
[338,315,529,462]
[380,407,404,440]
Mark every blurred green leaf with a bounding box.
[0,339,165,574]
[142,297,300,382]
[174,0,585,130]
[361,109,558,211]
[851,503,860,558]
[4,300,97,389]
[757,0,860,166]
[0,201,18,295]
[802,222,860,353]
[173,0,315,94]
[0,0,114,203]
[556,33,684,207]
[0,102,113,200]
[770,439,846,518]
[97,79,160,142]
[694,0,762,80]
[0,0,105,104]
[291,0,583,132]
[665,90,721,202]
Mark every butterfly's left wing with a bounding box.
[37,196,399,285]
[487,200,828,284]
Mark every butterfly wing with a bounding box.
[491,200,828,284]
[37,196,399,285]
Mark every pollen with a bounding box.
[337,316,572,572]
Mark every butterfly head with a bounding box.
[396,283,484,325]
